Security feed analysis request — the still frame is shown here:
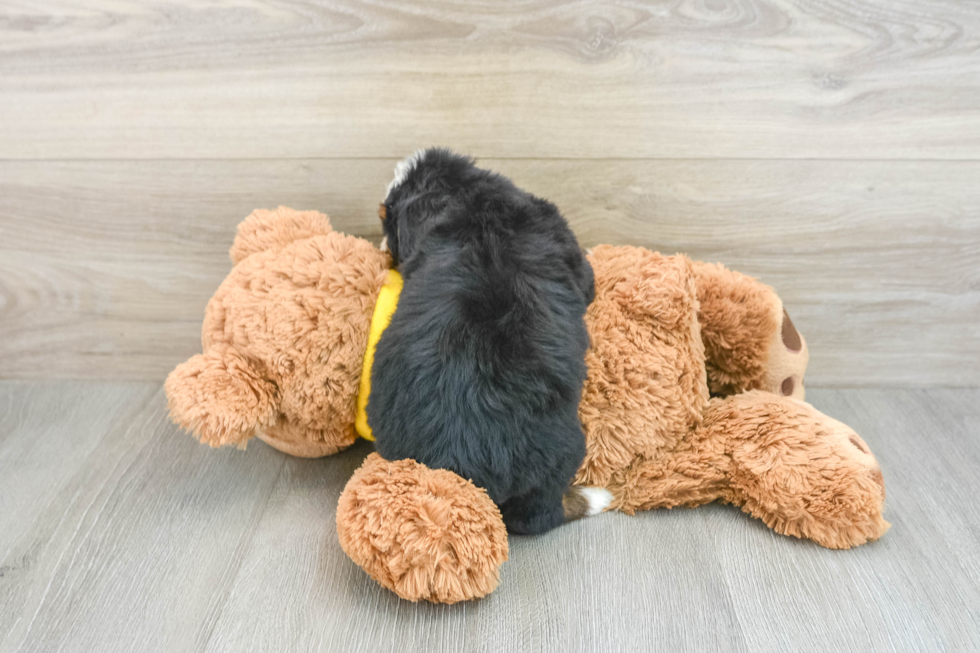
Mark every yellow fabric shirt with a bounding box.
[354,269,404,441]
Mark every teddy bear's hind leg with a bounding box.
[701,391,889,549]
[165,344,278,448]
[692,261,808,400]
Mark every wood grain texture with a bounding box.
[1,159,977,384]
[0,382,287,653]
[1,0,980,159]
[202,441,746,653]
[705,388,980,652]
[0,382,158,557]
[1,383,979,652]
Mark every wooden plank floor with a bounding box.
[1,382,977,653]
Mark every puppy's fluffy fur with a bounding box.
[369,148,599,534]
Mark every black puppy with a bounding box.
[369,148,610,534]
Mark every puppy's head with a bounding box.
[379,147,477,266]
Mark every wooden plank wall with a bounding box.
[1,1,978,384]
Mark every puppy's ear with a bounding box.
[396,213,417,265]
[573,254,596,305]
[388,195,443,266]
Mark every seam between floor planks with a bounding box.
[195,452,289,653]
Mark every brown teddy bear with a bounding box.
[166,207,889,604]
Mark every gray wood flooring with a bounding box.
[1,383,977,652]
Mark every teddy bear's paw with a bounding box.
[165,345,278,448]
[337,453,509,604]
[787,412,890,549]
[691,261,809,399]
[710,392,889,549]
[762,308,809,401]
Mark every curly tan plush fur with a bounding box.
[337,453,509,603]
[575,246,708,488]
[606,391,887,548]
[166,207,389,457]
[704,392,888,549]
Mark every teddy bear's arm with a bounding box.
[691,261,809,399]
[165,343,278,448]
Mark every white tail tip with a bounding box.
[580,487,613,516]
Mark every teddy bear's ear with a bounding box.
[229,206,334,264]
[165,344,278,448]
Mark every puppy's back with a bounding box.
[369,150,598,532]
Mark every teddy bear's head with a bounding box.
[165,207,389,457]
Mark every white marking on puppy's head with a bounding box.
[385,148,428,199]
